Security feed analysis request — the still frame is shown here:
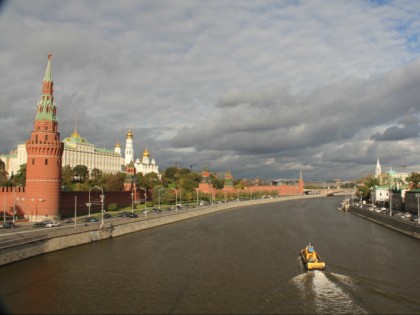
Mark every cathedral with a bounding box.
[118,130,160,177]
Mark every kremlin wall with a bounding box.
[0,54,304,222]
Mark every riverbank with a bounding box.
[348,205,420,240]
[0,194,323,266]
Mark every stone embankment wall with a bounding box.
[0,195,322,266]
[348,206,420,239]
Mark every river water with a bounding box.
[0,196,419,314]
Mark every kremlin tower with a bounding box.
[25,54,64,221]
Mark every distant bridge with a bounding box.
[304,188,357,196]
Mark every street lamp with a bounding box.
[87,187,93,217]
[93,186,105,228]
[196,189,199,208]
[158,188,165,210]
[131,189,134,213]
[416,193,420,224]
[32,198,45,222]
[172,189,178,211]
[13,184,22,224]
[3,195,6,223]
[139,187,147,215]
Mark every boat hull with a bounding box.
[300,247,326,271]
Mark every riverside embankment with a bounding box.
[348,205,420,239]
[0,194,323,266]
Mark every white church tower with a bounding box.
[375,157,382,178]
[125,129,134,164]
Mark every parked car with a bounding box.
[0,222,15,229]
[104,213,112,219]
[117,212,129,218]
[128,213,138,218]
[64,218,74,223]
[153,208,161,213]
[84,217,99,222]
[45,222,61,228]
[33,220,52,228]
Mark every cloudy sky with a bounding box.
[1,0,419,181]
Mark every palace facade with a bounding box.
[1,127,160,178]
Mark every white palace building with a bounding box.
[0,129,159,178]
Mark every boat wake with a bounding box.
[290,271,367,314]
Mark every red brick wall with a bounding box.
[60,190,149,218]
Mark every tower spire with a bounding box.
[36,53,57,122]
[44,52,53,82]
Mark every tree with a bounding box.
[0,159,8,185]
[102,172,125,191]
[143,172,162,189]
[13,163,26,186]
[61,165,73,189]
[406,172,420,188]
[164,167,178,181]
[90,168,104,187]
[73,165,88,182]
[357,174,380,199]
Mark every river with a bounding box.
[0,196,419,314]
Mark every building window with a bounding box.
[45,159,48,165]
[32,158,35,165]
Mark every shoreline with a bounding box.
[0,194,324,266]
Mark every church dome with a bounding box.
[143,147,150,157]
[64,129,89,144]
[126,129,133,139]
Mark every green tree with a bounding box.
[406,172,420,188]
[13,163,26,186]
[142,172,162,189]
[164,167,178,181]
[90,168,104,187]
[102,172,125,191]
[0,159,8,185]
[61,165,74,190]
[357,174,380,199]
[73,165,88,182]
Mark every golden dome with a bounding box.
[143,147,150,157]
[71,129,81,138]
[126,129,133,139]
[115,141,121,148]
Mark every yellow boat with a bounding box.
[300,242,326,271]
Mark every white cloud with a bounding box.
[0,0,420,180]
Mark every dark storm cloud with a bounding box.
[371,125,420,141]
[1,0,420,180]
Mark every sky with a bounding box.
[0,0,419,181]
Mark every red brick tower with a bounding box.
[198,165,214,195]
[25,54,64,221]
[298,170,304,194]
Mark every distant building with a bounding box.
[196,166,304,197]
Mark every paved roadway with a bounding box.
[0,206,189,249]
[0,196,316,249]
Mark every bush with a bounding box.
[108,203,118,211]
[146,201,154,207]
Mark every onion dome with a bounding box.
[143,147,150,157]
[115,141,121,148]
[126,129,133,139]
